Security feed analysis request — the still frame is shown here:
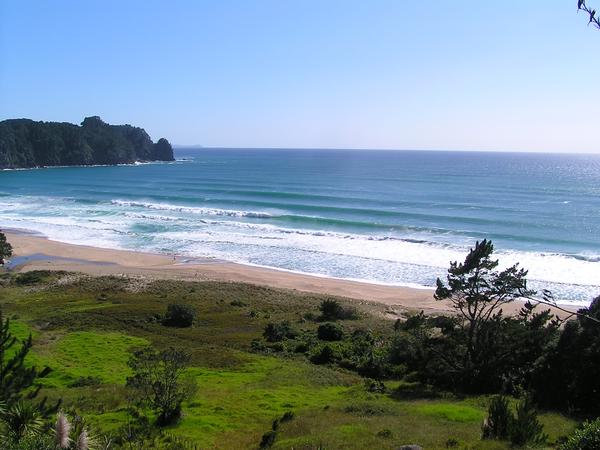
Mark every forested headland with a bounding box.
[0,116,174,169]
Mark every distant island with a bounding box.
[0,116,174,169]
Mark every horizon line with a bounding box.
[172,145,600,156]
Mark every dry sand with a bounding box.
[4,230,575,317]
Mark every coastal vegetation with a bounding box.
[0,231,12,264]
[0,116,174,169]
[0,237,598,448]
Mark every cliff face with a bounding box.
[0,116,174,169]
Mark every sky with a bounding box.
[1,1,599,153]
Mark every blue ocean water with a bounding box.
[1,149,599,305]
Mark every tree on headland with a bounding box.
[578,0,600,29]
[0,231,12,265]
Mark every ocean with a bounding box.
[1,148,599,306]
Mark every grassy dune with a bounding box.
[0,271,575,449]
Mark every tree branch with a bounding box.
[525,295,600,325]
[579,0,600,30]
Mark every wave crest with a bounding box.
[110,199,274,219]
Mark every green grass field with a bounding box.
[0,271,576,449]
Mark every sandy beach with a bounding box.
[3,230,576,317]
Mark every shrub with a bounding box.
[560,418,600,450]
[310,344,335,364]
[317,322,344,341]
[269,342,285,352]
[281,411,294,423]
[364,378,386,393]
[445,438,459,448]
[126,346,197,426]
[68,376,102,387]
[263,321,296,342]
[251,339,267,352]
[482,396,511,440]
[0,231,13,262]
[163,303,196,328]
[533,295,600,416]
[395,311,427,332]
[319,299,343,320]
[271,418,280,431]
[509,397,547,447]
[293,342,310,353]
[482,395,546,447]
[259,430,277,448]
[318,299,358,321]
[377,429,393,438]
[345,403,388,416]
[14,272,46,286]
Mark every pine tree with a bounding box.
[434,239,535,389]
[0,308,52,408]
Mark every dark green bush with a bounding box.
[395,311,427,332]
[281,411,294,423]
[377,429,393,438]
[344,402,388,416]
[533,295,600,416]
[259,430,277,448]
[0,231,12,262]
[163,303,196,327]
[263,321,296,342]
[268,342,284,352]
[317,322,344,341]
[68,375,102,387]
[509,397,547,447]
[482,396,511,440]
[445,438,459,448]
[364,378,386,393]
[310,344,335,364]
[251,339,267,352]
[318,299,358,321]
[293,342,310,353]
[388,301,560,395]
[560,418,600,450]
[482,395,546,447]
[14,271,46,286]
[319,299,343,320]
[271,418,280,430]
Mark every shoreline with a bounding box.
[0,159,177,172]
[4,230,443,313]
[2,229,578,318]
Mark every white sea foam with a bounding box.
[110,199,275,218]
[160,224,600,287]
[1,194,598,305]
[0,160,172,172]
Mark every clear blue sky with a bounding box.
[1,1,599,152]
